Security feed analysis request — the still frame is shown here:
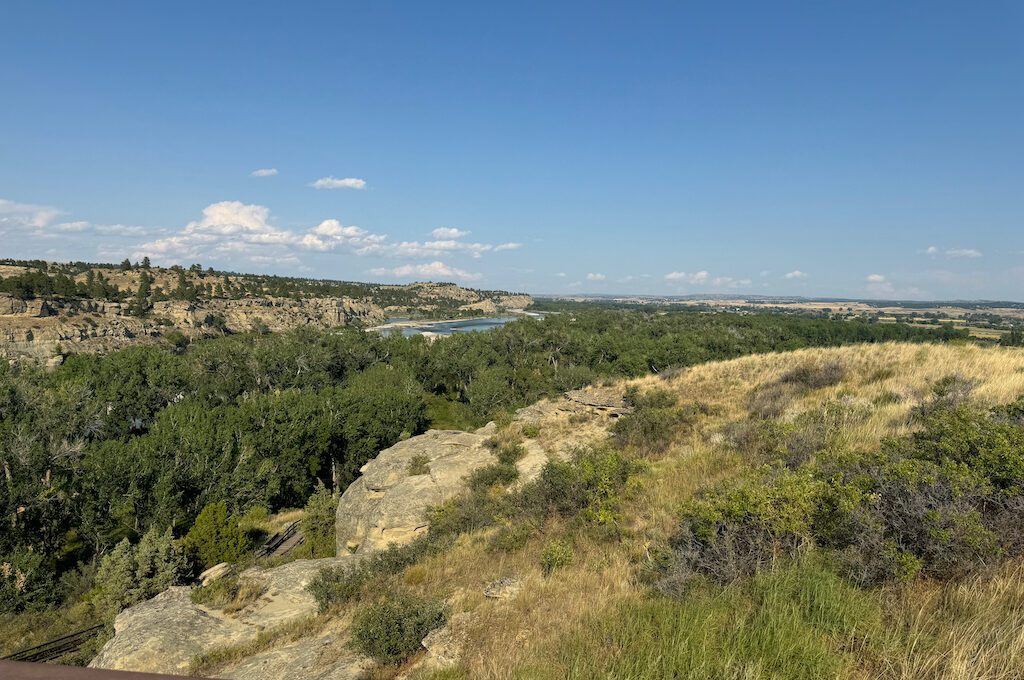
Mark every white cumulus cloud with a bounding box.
[130,200,522,272]
[866,273,886,283]
[784,270,808,280]
[586,272,606,281]
[369,261,481,281]
[250,168,278,177]
[136,202,395,263]
[311,176,367,190]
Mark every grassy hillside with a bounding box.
[301,342,1024,680]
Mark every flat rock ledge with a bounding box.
[89,557,348,676]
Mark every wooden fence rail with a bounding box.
[2,624,104,663]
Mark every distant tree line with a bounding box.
[0,260,518,316]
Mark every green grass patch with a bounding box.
[521,557,879,679]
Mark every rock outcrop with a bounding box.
[0,294,384,360]
[89,587,250,675]
[92,386,620,678]
[90,557,349,676]
[336,428,497,555]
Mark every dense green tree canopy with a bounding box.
[0,308,966,613]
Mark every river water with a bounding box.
[388,316,520,337]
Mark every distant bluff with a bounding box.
[0,261,532,360]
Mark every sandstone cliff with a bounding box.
[0,294,383,359]
[0,262,533,360]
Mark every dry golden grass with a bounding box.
[870,560,1024,679]
[405,342,1024,679]
[232,342,1024,679]
[645,341,1024,442]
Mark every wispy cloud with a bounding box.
[431,227,469,239]
[784,270,808,280]
[311,176,367,190]
[54,221,90,232]
[664,270,749,289]
[865,273,894,296]
[369,261,481,281]
[250,168,278,177]
[864,273,926,298]
[711,276,751,289]
[586,272,606,281]
[923,245,982,258]
[665,270,709,284]
[0,198,63,232]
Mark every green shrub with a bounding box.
[350,591,448,664]
[496,442,526,465]
[407,454,431,476]
[191,573,240,607]
[488,520,539,553]
[521,424,541,438]
[613,388,708,456]
[184,501,252,570]
[912,374,975,419]
[0,549,55,614]
[748,383,794,419]
[308,536,443,611]
[660,398,1024,592]
[897,406,1024,494]
[520,446,639,525]
[94,527,186,618]
[779,361,846,390]
[298,483,337,559]
[468,462,519,491]
[659,467,823,593]
[427,490,507,539]
[541,540,574,575]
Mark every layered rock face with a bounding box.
[0,294,384,359]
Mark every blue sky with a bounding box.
[1,1,1022,299]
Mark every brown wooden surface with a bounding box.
[0,660,198,679]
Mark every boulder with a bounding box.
[336,430,495,555]
[483,577,522,600]
[220,632,373,680]
[89,587,250,675]
[199,562,232,586]
[419,612,473,671]
[90,557,349,675]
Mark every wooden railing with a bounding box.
[255,520,304,558]
[2,624,104,663]
[4,526,304,675]
[0,659,198,678]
